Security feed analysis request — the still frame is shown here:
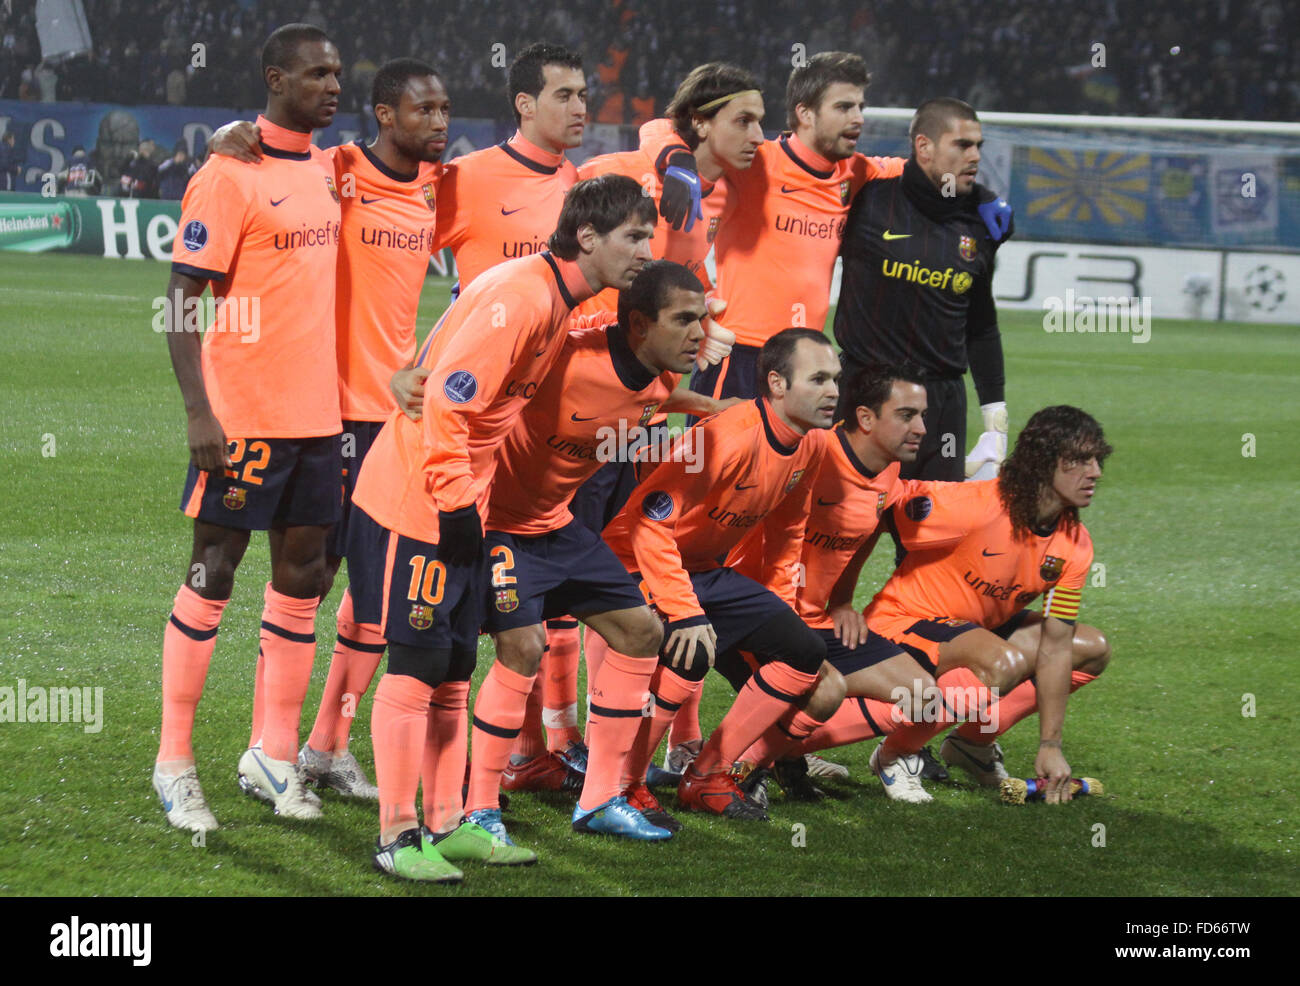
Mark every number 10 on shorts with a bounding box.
[407,555,447,606]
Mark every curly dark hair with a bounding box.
[998,405,1113,539]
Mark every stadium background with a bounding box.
[0,0,1297,901]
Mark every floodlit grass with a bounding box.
[1,252,1296,896]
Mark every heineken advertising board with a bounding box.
[0,192,181,258]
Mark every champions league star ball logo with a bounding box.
[223,486,246,510]
[494,589,519,613]
[959,235,977,261]
[1040,555,1065,582]
[1243,265,1286,312]
[409,603,434,630]
[422,182,437,213]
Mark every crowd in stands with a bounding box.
[0,0,1294,123]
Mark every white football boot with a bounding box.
[869,743,933,804]
[153,764,219,832]
[940,734,1009,787]
[804,754,850,780]
[238,745,323,818]
[302,745,379,800]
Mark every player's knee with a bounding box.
[989,644,1029,690]
[619,609,664,658]
[495,626,545,675]
[1077,625,1111,675]
[806,666,846,720]
[387,642,450,688]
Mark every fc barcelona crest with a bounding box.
[839,180,850,205]
[223,486,246,511]
[325,176,341,202]
[876,492,887,515]
[495,589,519,613]
[637,403,659,427]
[706,216,719,244]
[959,235,977,261]
[422,182,436,213]
[409,603,434,630]
[785,469,805,493]
[1040,555,1064,582]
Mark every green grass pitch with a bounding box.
[1,252,1297,896]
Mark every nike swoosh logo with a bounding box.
[982,549,1003,556]
[501,206,525,215]
[360,195,382,204]
[735,482,757,491]
[882,230,911,240]
[570,412,599,422]
[817,498,841,507]
[779,184,802,194]
[270,196,291,207]
[254,753,289,794]
[161,794,174,811]
[880,772,895,786]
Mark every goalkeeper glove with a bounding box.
[659,151,703,233]
[977,193,1014,243]
[437,504,483,567]
[965,401,1008,480]
[695,295,734,370]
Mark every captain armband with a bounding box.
[1042,585,1081,625]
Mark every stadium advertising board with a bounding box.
[992,240,1299,325]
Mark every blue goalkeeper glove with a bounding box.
[977,192,1014,243]
[660,151,703,233]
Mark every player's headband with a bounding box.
[696,89,761,113]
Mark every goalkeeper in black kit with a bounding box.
[834,97,1013,482]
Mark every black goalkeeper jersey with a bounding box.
[834,159,1011,401]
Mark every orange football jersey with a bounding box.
[639,118,903,345]
[731,426,905,628]
[171,115,341,438]
[351,251,593,542]
[434,131,578,290]
[330,141,441,422]
[603,399,827,622]
[866,479,1092,630]
[488,322,678,535]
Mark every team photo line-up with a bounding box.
[153,22,1111,883]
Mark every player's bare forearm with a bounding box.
[1035,616,1074,745]
[163,271,229,470]
[660,389,737,418]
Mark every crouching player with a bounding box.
[728,364,939,800]
[604,328,838,821]
[863,405,1113,803]
[469,260,731,841]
